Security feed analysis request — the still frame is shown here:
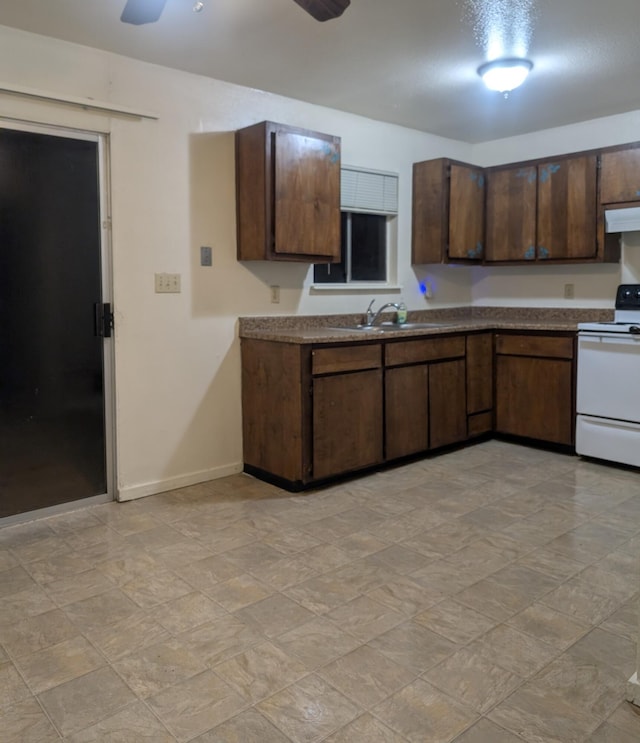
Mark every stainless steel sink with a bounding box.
[329,322,454,333]
[328,325,386,333]
[381,322,454,330]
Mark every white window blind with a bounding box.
[341,166,398,215]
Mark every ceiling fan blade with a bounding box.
[121,0,168,25]
[292,0,351,22]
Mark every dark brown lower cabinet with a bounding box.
[429,359,467,449]
[313,369,383,479]
[241,338,307,484]
[385,365,429,460]
[242,329,577,491]
[384,336,467,460]
[495,333,575,446]
[466,333,494,436]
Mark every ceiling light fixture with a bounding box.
[193,1,204,12]
[478,58,533,95]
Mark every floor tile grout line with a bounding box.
[33,691,65,740]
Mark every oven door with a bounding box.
[577,331,640,422]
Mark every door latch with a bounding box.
[94,302,114,338]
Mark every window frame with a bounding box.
[312,165,399,290]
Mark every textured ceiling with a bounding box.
[1,0,639,142]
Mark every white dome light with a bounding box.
[478,58,533,93]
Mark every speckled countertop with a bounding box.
[239,306,614,344]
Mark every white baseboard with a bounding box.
[117,462,244,502]
[627,672,640,707]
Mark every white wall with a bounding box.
[0,25,472,499]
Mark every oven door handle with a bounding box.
[579,333,640,344]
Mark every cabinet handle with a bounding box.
[469,171,485,188]
[466,242,483,259]
[538,163,561,183]
[524,246,536,260]
[322,142,339,163]
[538,246,550,259]
[516,168,537,184]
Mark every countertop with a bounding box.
[239,306,614,345]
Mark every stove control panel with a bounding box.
[615,284,640,310]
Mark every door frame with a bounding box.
[0,118,116,525]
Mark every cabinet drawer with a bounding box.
[385,336,465,366]
[312,344,382,375]
[495,334,574,359]
[468,411,492,437]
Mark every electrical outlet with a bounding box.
[564,283,575,299]
[270,285,280,304]
[155,273,181,293]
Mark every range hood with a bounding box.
[605,206,640,233]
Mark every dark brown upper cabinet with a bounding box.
[485,154,598,262]
[485,164,537,262]
[412,158,485,264]
[600,144,640,205]
[235,121,341,262]
[537,155,598,260]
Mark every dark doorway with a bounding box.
[0,127,109,518]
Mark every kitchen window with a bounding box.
[313,166,398,287]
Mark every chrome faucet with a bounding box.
[364,300,403,326]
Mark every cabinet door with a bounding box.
[313,369,383,479]
[242,339,306,483]
[429,359,467,449]
[274,130,340,260]
[466,334,493,415]
[412,159,485,264]
[486,165,537,261]
[448,164,485,260]
[600,147,640,204]
[412,158,447,265]
[537,155,598,260]
[495,356,574,445]
[385,365,429,460]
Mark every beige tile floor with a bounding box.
[1,440,639,742]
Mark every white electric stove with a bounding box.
[576,284,640,467]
